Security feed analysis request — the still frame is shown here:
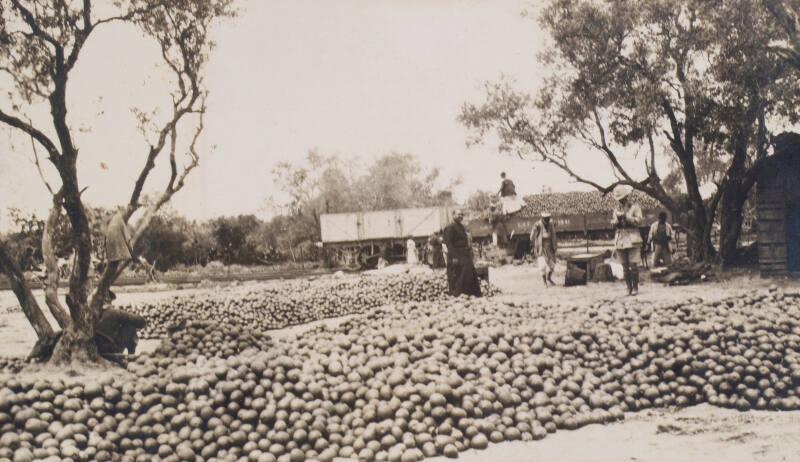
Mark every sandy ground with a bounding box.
[2,266,800,461]
[428,405,800,462]
[488,262,795,305]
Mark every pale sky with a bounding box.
[0,0,658,230]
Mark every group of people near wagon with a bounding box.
[391,171,678,298]
[435,173,677,298]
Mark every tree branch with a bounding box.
[10,0,62,50]
[513,119,680,213]
[92,106,205,310]
[92,0,168,28]
[42,190,71,329]
[707,184,724,226]
[128,104,194,209]
[70,1,173,71]
[647,130,658,178]
[29,132,55,195]
[764,0,799,39]
[128,22,203,210]
[82,0,92,30]
[0,108,61,161]
[0,239,54,340]
[591,109,634,182]
[661,99,686,160]
[167,107,204,196]
[166,125,178,193]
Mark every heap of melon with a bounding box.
[0,287,798,462]
[125,272,499,339]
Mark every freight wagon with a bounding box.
[467,210,667,238]
[321,205,671,267]
[320,207,455,267]
[467,209,669,258]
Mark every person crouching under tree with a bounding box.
[531,212,558,286]
[612,185,644,296]
[95,290,147,357]
[443,210,482,297]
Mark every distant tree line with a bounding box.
[1,152,458,273]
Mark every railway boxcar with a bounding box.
[320,207,454,267]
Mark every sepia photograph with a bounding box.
[1,0,800,461]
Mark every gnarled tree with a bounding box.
[460,0,800,263]
[0,0,235,364]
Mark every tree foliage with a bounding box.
[764,0,800,69]
[460,0,800,263]
[271,151,460,247]
[2,207,71,270]
[0,206,320,272]
[464,190,497,217]
[211,215,260,266]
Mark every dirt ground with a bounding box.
[428,405,800,462]
[487,262,793,306]
[1,265,800,461]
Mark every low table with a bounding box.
[565,252,608,285]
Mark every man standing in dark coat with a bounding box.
[443,210,482,297]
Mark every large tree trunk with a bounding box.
[0,241,54,339]
[662,98,715,263]
[49,324,101,364]
[675,165,716,263]
[683,167,714,262]
[50,159,102,365]
[718,188,748,266]
[684,211,716,263]
[718,123,759,267]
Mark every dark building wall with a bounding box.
[757,151,800,276]
[785,155,800,274]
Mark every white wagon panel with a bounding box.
[320,213,360,243]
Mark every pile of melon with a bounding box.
[151,321,274,360]
[517,190,661,217]
[123,272,500,339]
[1,287,799,462]
[0,358,25,374]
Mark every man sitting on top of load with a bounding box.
[498,172,524,215]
